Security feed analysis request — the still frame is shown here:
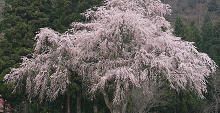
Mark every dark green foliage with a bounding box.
[174,16,204,52]
[212,19,220,41]
[187,20,203,52]
[49,0,103,33]
[0,82,24,112]
[0,3,52,111]
[49,0,82,33]
[199,14,220,66]
[174,15,188,40]
[68,71,109,113]
[0,0,52,112]
[201,13,213,53]
[0,0,52,77]
[208,18,220,66]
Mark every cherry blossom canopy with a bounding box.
[4,0,217,111]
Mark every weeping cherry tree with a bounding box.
[4,0,217,113]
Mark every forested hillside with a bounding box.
[0,0,220,113]
[1,0,220,29]
[0,0,4,40]
[162,0,220,27]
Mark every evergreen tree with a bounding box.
[49,0,103,33]
[187,20,203,52]
[0,0,52,76]
[201,12,213,53]
[0,0,52,112]
[174,15,188,40]
[209,18,220,66]
[49,0,82,33]
[213,19,220,41]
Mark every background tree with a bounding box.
[187,20,203,52]
[49,0,103,33]
[201,12,213,54]
[209,18,220,66]
[0,0,52,76]
[49,0,82,33]
[0,0,52,112]
[174,15,188,40]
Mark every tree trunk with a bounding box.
[213,90,219,113]
[63,94,66,113]
[22,85,29,113]
[77,90,81,113]
[100,89,130,113]
[121,92,129,113]
[215,101,218,113]
[94,104,98,113]
[122,101,128,113]
[67,91,71,113]
[214,96,218,113]
[112,107,121,113]
[93,98,98,113]
[23,95,28,113]
[100,89,113,113]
